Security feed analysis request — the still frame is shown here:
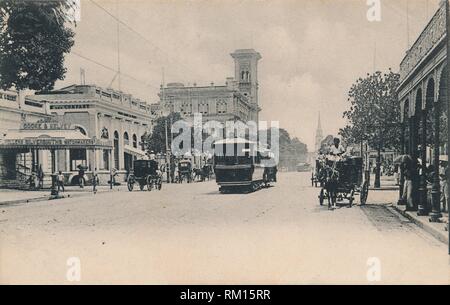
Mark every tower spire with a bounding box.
[315,112,323,152]
[317,112,322,131]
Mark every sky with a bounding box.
[56,0,442,150]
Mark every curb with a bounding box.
[390,205,449,245]
[0,188,113,206]
[369,187,399,191]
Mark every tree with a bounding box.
[145,112,182,154]
[0,0,76,91]
[262,127,308,170]
[339,70,400,188]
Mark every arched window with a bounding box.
[124,132,129,146]
[75,125,87,136]
[133,134,137,148]
[114,131,119,169]
[216,101,227,114]
[140,135,145,151]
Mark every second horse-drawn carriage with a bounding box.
[178,159,193,183]
[127,159,162,191]
[317,156,369,208]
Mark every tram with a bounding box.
[213,138,276,193]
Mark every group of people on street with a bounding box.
[27,164,99,194]
[400,155,448,213]
[27,165,44,190]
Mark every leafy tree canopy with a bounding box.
[145,112,183,154]
[0,0,76,91]
[339,70,401,150]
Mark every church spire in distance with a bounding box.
[315,112,323,152]
[317,112,322,132]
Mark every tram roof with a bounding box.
[213,138,256,145]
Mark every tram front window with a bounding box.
[214,144,253,165]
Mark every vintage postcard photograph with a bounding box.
[0,0,449,290]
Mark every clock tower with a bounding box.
[230,49,261,108]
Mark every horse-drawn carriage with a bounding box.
[178,159,193,183]
[317,157,369,208]
[127,159,162,191]
[311,159,324,187]
[193,163,213,182]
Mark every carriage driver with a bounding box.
[328,138,346,161]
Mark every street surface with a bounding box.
[0,172,448,284]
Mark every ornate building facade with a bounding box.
[159,49,261,125]
[396,1,448,219]
[0,85,157,188]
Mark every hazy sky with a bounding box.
[57,0,441,150]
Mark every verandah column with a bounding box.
[398,111,406,205]
[407,113,419,211]
[418,108,429,215]
[430,100,442,222]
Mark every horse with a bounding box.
[319,162,340,209]
[193,168,204,181]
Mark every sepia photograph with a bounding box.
[0,0,449,289]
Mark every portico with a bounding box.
[0,117,113,188]
[397,2,449,221]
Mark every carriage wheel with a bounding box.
[147,177,153,191]
[319,188,324,205]
[127,176,134,192]
[348,189,355,207]
[139,183,145,191]
[157,178,162,190]
[360,181,369,205]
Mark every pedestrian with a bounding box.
[78,165,85,188]
[401,156,416,210]
[28,171,37,190]
[393,164,399,186]
[57,171,65,192]
[439,160,448,213]
[37,165,44,189]
[92,168,99,194]
[170,158,176,183]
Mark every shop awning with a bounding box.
[124,145,146,157]
[0,129,113,150]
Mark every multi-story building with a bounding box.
[159,49,262,126]
[29,85,156,176]
[0,85,157,187]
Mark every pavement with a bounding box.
[392,205,449,245]
[367,174,449,245]
[0,172,448,284]
[369,174,400,191]
[0,185,127,206]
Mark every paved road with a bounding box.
[0,172,448,284]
